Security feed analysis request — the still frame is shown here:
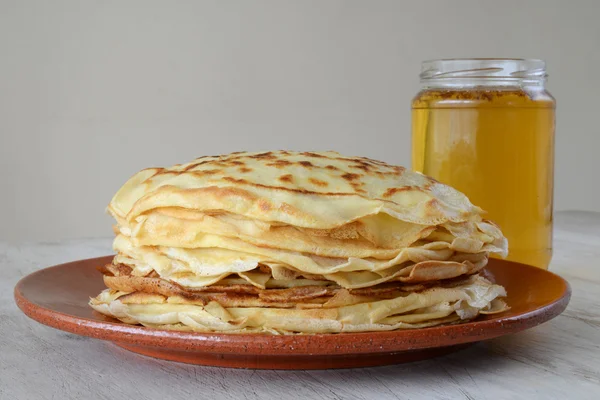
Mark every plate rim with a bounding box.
[14,255,571,356]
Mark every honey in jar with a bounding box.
[411,59,555,269]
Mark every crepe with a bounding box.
[111,234,491,289]
[91,150,509,334]
[90,274,507,333]
[109,151,484,230]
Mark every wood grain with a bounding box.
[1,211,599,399]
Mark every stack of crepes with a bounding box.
[90,151,509,334]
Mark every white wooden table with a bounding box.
[1,211,599,399]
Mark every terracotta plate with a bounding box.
[14,256,570,369]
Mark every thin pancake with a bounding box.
[112,233,491,288]
[90,274,508,333]
[109,151,483,231]
[124,209,506,259]
[94,150,510,334]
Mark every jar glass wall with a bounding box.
[411,59,556,269]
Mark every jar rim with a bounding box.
[420,58,547,86]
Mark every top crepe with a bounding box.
[109,150,484,230]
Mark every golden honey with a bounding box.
[411,60,555,269]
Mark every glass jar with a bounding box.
[411,59,555,269]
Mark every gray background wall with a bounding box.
[1,0,599,242]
